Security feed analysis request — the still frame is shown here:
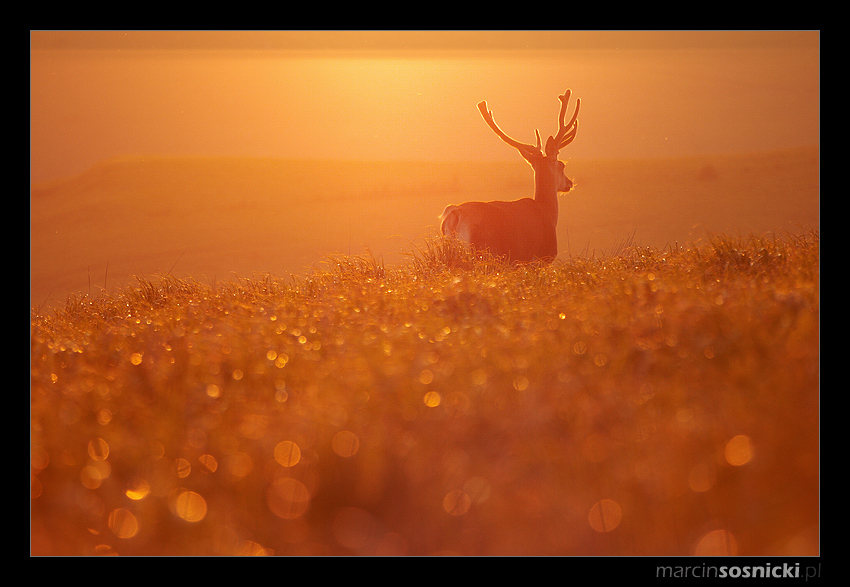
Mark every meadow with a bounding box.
[30,231,819,556]
[30,147,819,310]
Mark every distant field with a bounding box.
[31,233,818,556]
[30,147,818,309]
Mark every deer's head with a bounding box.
[478,90,579,194]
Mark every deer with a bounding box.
[439,89,580,264]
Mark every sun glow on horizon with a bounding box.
[31,31,818,183]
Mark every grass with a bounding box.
[30,231,819,556]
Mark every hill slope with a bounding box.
[31,234,819,555]
[31,148,818,308]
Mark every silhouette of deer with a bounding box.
[440,89,580,263]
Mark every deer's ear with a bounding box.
[545,136,557,158]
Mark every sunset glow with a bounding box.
[31,31,819,183]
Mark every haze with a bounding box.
[31,31,819,183]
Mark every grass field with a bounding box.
[30,231,819,555]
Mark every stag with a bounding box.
[440,89,580,263]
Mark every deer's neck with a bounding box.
[532,165,559,227]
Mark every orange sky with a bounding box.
[31,31,819,183]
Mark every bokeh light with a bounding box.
[332,431,360,458]
[332,507,381,551]
[174,457,191,478]
[87,437,109,460]
[694,529,738,556]
[108,508,139,539]
[170,489,207,522]
[588,499,622,533]
[198,454,218,473]
[80,460,110,489]
[125,478,151,500]
[688,463,716,493]
[267,477,311,520]
[225,452,254,479]
[725,434,754,466]
[443,490,472,516]
[423,391,441,408]
[274,441,301,467]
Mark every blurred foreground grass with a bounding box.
[31,232,819,555]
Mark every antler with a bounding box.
[546,89,580,157]
[477,101,543,159]
[479,89,580,160]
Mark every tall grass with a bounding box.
[31,231,819,556]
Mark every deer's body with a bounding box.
[440,198,557,262]
[440,89,580,264]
